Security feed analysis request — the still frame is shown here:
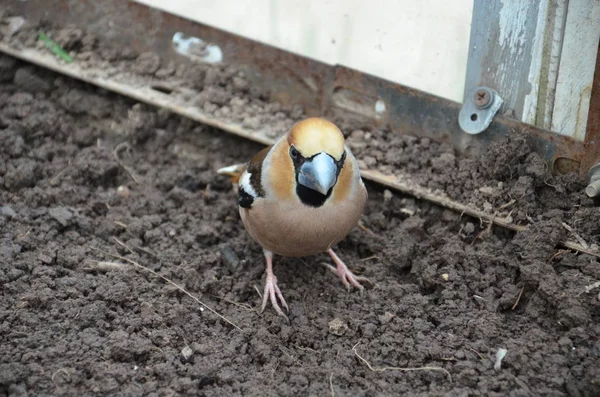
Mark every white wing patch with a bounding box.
[239,171,259,198]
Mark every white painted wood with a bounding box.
[464,1,550,126]
[134,0,472,103]
[522,0,549,126]
[551,0,600,141]
[540,0,568,130]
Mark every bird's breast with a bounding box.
[240,191,366,257]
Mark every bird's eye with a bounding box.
[290,146,300,160]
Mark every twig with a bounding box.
[511,286,525,310]
[92,239,241,331]
[329,373,335,397]
[471,221,493,245]
[360,255,379,262]
[113,142,142,184]
[498,199,516,210]
[49,165,71,186]
[114,221,128,229]
[357,221,383,239]
[352,342,452,382]
[82,259,128,272]
[294,344,320,354]
[52,368,71,388]
[114,237,135,255]
[561,222,589,249]
[467,347,486,361]
[549,249,567,262]
[211,294,255,311]
[278,345,301,366]
[584,280,600,294]
[133,244,158,258]
[559,240,599,258]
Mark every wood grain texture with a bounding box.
[551,0,600,141]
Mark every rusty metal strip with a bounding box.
[326,66,584,172]
[3,0,587,172]
[581,43,600,176]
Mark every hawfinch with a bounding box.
[218,117,369,317]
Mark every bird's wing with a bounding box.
[217,163,247,185]
[218,145,273,209]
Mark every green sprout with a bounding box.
[37,32,73,63]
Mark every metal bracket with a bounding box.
[459,86,503,135]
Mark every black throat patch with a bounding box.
[291,147,346,208]
[296,184,332,207]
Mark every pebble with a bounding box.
[1,206,17,218]
[328,318,348,336]
[49,207,73,226]
[220,245,241,273]
[181,345,193,360]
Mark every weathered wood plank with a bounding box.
[464,0,549,125]
[465,0,599,142]
[551,0,600,141]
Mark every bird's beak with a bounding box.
[298,152,338,195]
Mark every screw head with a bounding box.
[474,88,493,108]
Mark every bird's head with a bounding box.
[269,117,349,207]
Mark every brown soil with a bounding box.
[1,54,600,397]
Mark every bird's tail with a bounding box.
[217,163,246,185]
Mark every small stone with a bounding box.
[116,185,130,198]
[181,345,193,360]
[378,312,395,325]
[134,52,161,75]
[38,253,53,264]
[49,207,73,226]
[220,245,241,273]
[441,273,449,281]
[328,318,348,336]
[479,186,497,196]
[463,222,475,234]
[383,190,393,203]
[1,206,17,218]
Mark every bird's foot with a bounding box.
[260,250,289,319]
[261,272,289,317]
[327,248,371,294]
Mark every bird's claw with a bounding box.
[326,248,371,295]
[326,264,370,294]
[261,273,289,319]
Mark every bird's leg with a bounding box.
[261,249,289,317]
[326,248,371,293]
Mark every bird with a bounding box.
[217,117,369,317]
